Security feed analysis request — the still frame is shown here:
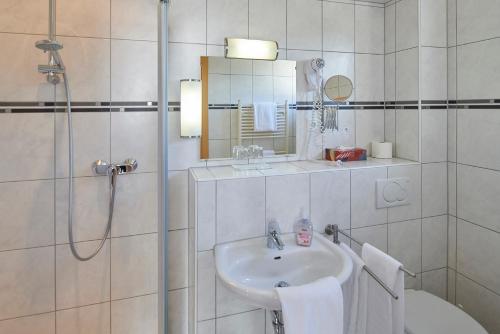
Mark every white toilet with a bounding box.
[404,289,487,334]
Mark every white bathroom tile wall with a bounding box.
[167,288,189,334]
[385,3,396,54]
[0,180,54,252]
[168,112,205,171]
[387,164,422,223]
[287,0,322,51]
[56,240,110,309]
[322,52,355,90]
[111,294,158,334]
[197,251,216,321]
[384,53,396,101]
[351,224,388,255]
[395,47,419,101]
[0,247,55,320]
[196,181,216,251]
[266,173,310,233]
[216,309,265,334]
[167,229,189,290]
[457,220,500,296]
[422,162,448,217]
[447,108,457,162]
[0,313,55,334]
[448,163,457,217]
[421,109,447,163]
[422,215,448,271]
[0,0,48,35]
[420,0,447,47]
[207,0,249,45]
[456,274,500,333]
[395,0,419,51]
[447,47,457,100]
[457,164,500,233]
[388,219,422,274]
[323,1,355,52]
[168,43,206,101]
[420,47,447,101]
[355,109,384,154]
[168,0,206,44]
[395,109,419,161]
[351,167,388,228]
[249,0,286,48]
[57,0,110,38]
[422,268,448,300]
[447,269,456,303]
[111,0,157,41]
[355,54,385,101]
[169,171,189,231]
[384,109,396,155]
[448,216,457,270]
[216,278,259,317]
[310,170,350,232]
[447,0,457,47]
[456,0,500,45]
[56,302,110,334]
[355,4,385,54]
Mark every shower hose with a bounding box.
[61,65,117,262]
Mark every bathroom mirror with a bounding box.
[324,75,353,102]
[200,56,297,160]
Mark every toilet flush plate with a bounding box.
[376,177,410,208]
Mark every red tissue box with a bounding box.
[325,147,367,162]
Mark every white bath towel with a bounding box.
[276,276,343,334]
[340,243,368,334]
[253,102,277,132]
[362,243,405,334]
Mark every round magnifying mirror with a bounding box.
[324,75,353,102]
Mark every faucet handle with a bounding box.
[268,220,281,233]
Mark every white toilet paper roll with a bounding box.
[372,142,393,159]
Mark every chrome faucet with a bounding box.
[267,221,285,250]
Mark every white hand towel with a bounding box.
[276,276,343,334]
[253,102,277,132]
[362,243,405,334]
[340,243,368,334]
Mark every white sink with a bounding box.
[214,233,353,310]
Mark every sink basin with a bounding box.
[214,233,353,310]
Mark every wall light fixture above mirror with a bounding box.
[225,38,279,61]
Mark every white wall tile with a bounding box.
[422,268,447,300]
[355,109,385,154]
[457,38,500,100]
[111,112,158,173]
[55,113,110,178]
[167,289,189,334]
[209,109,231,140]
[355,5,384,54]
[323,110,356,150]
[168,0,206,44]
[0,34,54,101]
[216,278,257,317]
[253,76,274,103]
[168,229,189,290]
[355,54,384,101]
[351,167,388,228]
[456,274,500,333]
[310,170,350,232]
[385,53,396,101]
[420,0,447,47]
[113,173,158,237]
[57,302,110,334]
[0,113,54,182]
[230,75,252,104]
[198,320,216,334]
[447,108,457,162]
[169,43,205,101]
[208,74,230,104]
[388,164,422,222]
[322,52,355,90]
[196,181,216,251]
[111,294,158,334]
[448,269,456,304]
[168,112,205,170]
[0,0,48,35]
[448,216,457,270]
[0,313,54,334]
[266,173,310,233]
[0,247,54,320]
[55,176,109,244]
[385,4,396,54]
[207,0,248,45]
[250,0,287,48]
[457,109,500,171]
[396,47,419,101]
[323,2,355,52]
[422,215,448,271]
[448,47,457,100]
[388,219,422,273]
[457,165,500,233]
[457,220,500,294]
[111,40,157,102]
[287,0,322,50]
[448,163,457,216]
[111,234,158,299]
[457,0,500,45]
[384,109,396,156]
[0,180,54,251]
[420,47,447,101]
[57,0,110,38]
[216,309,265,334]
[448,0,457,46]
[216,177,265,243]
[197,251,216,321]
[422,162,448,217]
[351,224,388,255]
[111,0,157,41]
[421,109,447,163]
[169,171,189,231]
[396,0,419,51]
[56,241,110,309]
[395,109,419,161]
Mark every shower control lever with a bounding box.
[93,159,138,176]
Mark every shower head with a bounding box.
[35,39,63,52]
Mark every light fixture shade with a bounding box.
[180,79,202,138]
[225,38,279,61]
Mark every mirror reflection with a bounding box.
[200,57,297,160]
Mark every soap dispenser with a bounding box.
[294,210,313,247]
